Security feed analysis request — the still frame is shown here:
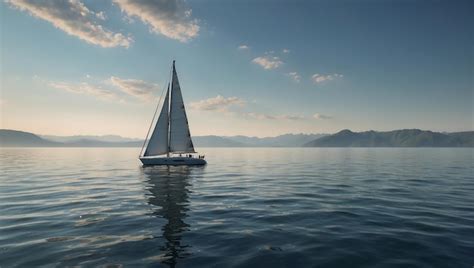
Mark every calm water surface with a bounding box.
[0,148,473,267]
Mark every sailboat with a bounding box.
[139,61,206,166]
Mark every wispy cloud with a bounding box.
[246,113,275,120]
[49,76,159,103]
[311,73,343,84]
[238,44,249,50]
[113,0,199,42]
[246,112,332,121]
[276,114,305,120]
[282,48,290,53]
[96,11,106,21]
[286,72,301,83]
[313,113,332,120]
[188,95,307,120]
[247,113,305,120]
[190,95,245,111]
[109,76,157,101]
[252,56,283,70]
[190,95,332,122]
[49,81,120,101]
[6,0,132,48]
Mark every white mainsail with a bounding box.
[143,86,170,156]
[169,62,195,153]
[142,61,195,157]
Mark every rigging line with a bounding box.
[139,66,173,157]
[139,83,166,157]
[168,61,174,156]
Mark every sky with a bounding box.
[0,0,472,138]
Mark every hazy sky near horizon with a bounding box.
[1,0,472,138]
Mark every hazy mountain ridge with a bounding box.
[42,134,141,143]
[192,136,246,147]
[0,129,61,147]
[0,130,143,147]
[1,129,323,147]
[304,129,474,147]
[2,129,473,147]
[62,139,143,147]
[225,133,326,147]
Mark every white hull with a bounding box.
[140,156,206,166]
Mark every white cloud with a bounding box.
[286,72,301,83]
[49,76,159,103]
[238,44,249,50]
[246,113,274,120]
[6,0,132,48]
[247,112,330,121]
[122,14,135,24]
[190,95,245,111]
[311,73,343,84]
[96,11,106,20]
[50,81,120,101]
[282,48,290,53]
[252,56,283,70]
[247,113,305,120]
[189,96,312,121]
[109,76,157,101]
[113,0,199,42]
[313,113,332,120]
[277,114,305,120]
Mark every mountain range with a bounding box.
[0,129,325,147]
[1,129,473,148]
[41,134,141,143]
[303,129,474,147]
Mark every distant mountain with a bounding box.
[1,129,325,147]
[0,129,142,147]
[227,133,327,147]
[447,131,474,147]
[64,139,143,147]
[303,129,474,147]
[0,129,60,147]
[42,134,141,143]
[193,136,246,147]
[3,129,472,148]
[4,129,320,148]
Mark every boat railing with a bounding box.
[177,153,205,159]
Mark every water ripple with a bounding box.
[0,148,473,267]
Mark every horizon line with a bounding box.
[1,128,473,140]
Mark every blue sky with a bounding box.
[1,0,472,138]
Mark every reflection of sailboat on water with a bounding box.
[140,61,206,166]
[143,166,196,267]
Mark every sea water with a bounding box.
[1,148,473,267]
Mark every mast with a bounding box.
[165,82,170,158]
[167,60,175,157]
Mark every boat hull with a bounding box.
[140,156,206,166]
